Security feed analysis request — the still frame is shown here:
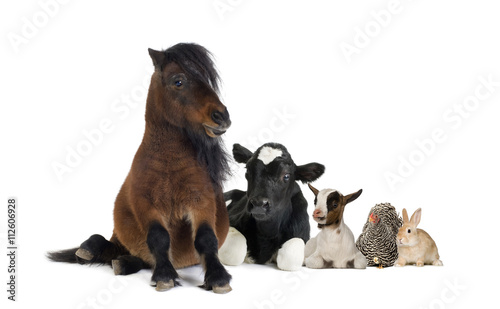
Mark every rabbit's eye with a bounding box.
[407,229,411,233]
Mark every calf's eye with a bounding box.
[175,80,183,87]
[283,173,290,182]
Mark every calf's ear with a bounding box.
[295,163,325,183]
[232,143,253,164]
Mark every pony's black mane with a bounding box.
[185,128,231,189]
[164,43,221,94]
[164,43,229,187]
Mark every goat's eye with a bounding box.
[174,80,183,87]
[283,174,290,182]
[333,203,338,209]
[407,229,411,233]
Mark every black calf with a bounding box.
[225,143,325,265]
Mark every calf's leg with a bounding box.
[218,227,247,266]
[277,238,305,271]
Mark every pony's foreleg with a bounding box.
[147,222,180,291]
[194,222,232,294]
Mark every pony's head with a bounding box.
[147,43,230,138]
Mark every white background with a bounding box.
[1,0,499,308]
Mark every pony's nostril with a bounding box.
[211,111,225,125]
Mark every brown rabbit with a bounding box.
[395,208,443,267]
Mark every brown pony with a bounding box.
[49,43,233,293]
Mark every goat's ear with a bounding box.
[345,189,362,205]
[232,143,253,164]
[410,208,422,227]
[148,48,165,71]
[308,183,319,196]
[402,208,409,223]
[295,163,325,184]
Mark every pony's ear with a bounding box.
[232,143,253,164]
[295,163,325,184]
[410,208,422,227]
[148,48,165,70]
[345,189,363,205]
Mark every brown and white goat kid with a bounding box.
[304,184,367,269]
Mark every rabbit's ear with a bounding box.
[402,208,409,223]
[410,208,422,227]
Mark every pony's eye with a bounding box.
[283,174,290,182]
[407,229,411,233]
[175,80,183,87]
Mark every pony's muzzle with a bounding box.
[203,109,231,137]
[211,109,231,129]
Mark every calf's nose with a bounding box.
[250,198,270,209]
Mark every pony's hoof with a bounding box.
[75,248,94,261]
[213,284,232,294]
[155,280,176,292]
[111,260,121,275]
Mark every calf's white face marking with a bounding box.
[257,146,283,165]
